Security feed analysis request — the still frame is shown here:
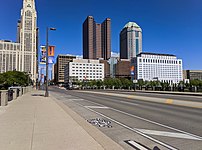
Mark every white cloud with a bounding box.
[111,52,120,58]
[76,55,83,59]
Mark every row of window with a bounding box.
[72,66,103,70]
[72,70,102,72]
[139,58,181,64]
[76,76,103,79]
[0,43,20,50]
[72,73,103,76]
[72,63,102,67]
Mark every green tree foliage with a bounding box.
[0,71,31,89]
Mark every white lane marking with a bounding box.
[68,99,84,101]
[84,106,109,109]
[73,95,202,140]
[135,128,202,141]
[127,140,149,150]
[110,108,202,140]
[119,101,139,106]
[79,104,178,150]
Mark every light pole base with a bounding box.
[45,91,49,97]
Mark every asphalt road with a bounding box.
[50,87,202,150]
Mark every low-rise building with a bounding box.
[132,52,183,84]
[64,59,104,84]
[183,70,202,80]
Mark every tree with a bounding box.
[0,71,30,89]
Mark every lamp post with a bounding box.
[27,71,31,86]
[45,27,56,97]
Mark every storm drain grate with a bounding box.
[87,118,112,128]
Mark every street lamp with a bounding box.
[45,27,56,97]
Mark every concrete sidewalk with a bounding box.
[0,90,123,150]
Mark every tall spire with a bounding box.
[19,0,37,82]
[23,0,35,10]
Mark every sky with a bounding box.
[0,0,202,70]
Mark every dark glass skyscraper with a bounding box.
[83,16,111,60]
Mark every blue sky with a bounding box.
[0,0,202,69]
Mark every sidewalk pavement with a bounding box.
[0,90,123,150]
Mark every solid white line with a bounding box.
[75,96,202,140]
[81,104,178,150]
[119,101,139,106]
[110,108,202,140]
[84,106,109,109]
[127,140,148,150]
[135,128,201,141]
[68,99,84,101]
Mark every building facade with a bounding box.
[17,0,38,81]
[0,40,20,73]
[183,70,202,80]
[115,59,131,79]
[99,60,110,78]
[120,22,142,59]
[132,52,183,84]
[55,55,76,83]
[83,16,111,60]
[64,59,104,84]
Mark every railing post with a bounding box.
[0,90,8,106]
[13,89,17,100]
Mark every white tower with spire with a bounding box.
[18,0,37,82]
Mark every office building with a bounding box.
[0,40,20,73]
[108,57,118,78]
[64,59,104,84]
[17,0,38,81]
[83,16,111,60]
[115,59,131,79]
[99,60,110,78]
[55,54,76,84]
[183,70,202,80]
[120,22,142,59]
[101,18,111,60]
[132,52,183,84]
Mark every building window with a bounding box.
[135,31,139,37]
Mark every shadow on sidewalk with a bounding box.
[31,94,45,97]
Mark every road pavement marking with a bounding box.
[70,98,177,150]
[77,91,202,108]
[135,128,202,141]
[80,105,178,150]
[166,99,173,104]
[127,96,134,99]
[72,95,202,141]
[68,99,84,101]
[125,140,150,150]
[85,106,109,109]
[110,107,202,140]
[119,101,139,106]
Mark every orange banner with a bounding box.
[48,46,55,56]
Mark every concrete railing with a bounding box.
[0,86,33,107]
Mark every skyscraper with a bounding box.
[83,16,111,60]
[120,22,142,59]
[101,18,111,60]
[18,0,38,81]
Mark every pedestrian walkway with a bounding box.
[0,90,123,150]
